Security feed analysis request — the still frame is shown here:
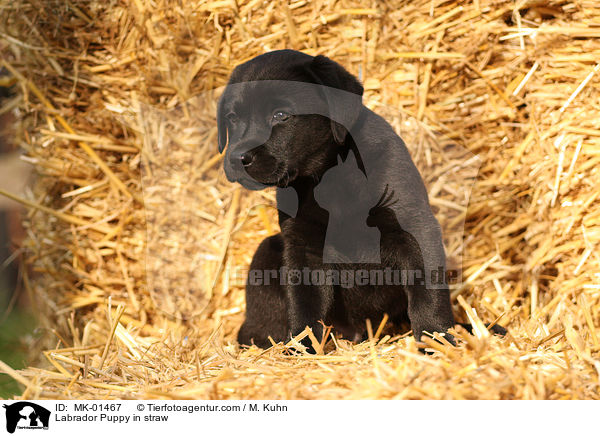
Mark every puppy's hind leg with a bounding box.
[398,222,456,348]
[238,233,288,349]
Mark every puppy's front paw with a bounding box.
[237,323,276,350]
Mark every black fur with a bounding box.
[218,49,505,352]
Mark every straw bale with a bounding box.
[1,0,599,399]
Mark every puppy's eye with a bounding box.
[273,111,290,122]
[226,112,238,124]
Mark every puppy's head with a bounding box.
[217,50,363,190]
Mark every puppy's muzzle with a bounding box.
[226,141,257,176]
[224,142,267,190]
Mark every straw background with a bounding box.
[1,0,600,399]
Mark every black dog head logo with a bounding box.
[3,402,50,433]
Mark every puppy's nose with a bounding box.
[240,152,253,167]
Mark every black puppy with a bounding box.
[218,50,502,351]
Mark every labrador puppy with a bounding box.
[217,49,503,352]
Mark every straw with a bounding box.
[0,0,599,399]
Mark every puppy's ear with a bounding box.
[217,92,228,153]
[307,55,364,144]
